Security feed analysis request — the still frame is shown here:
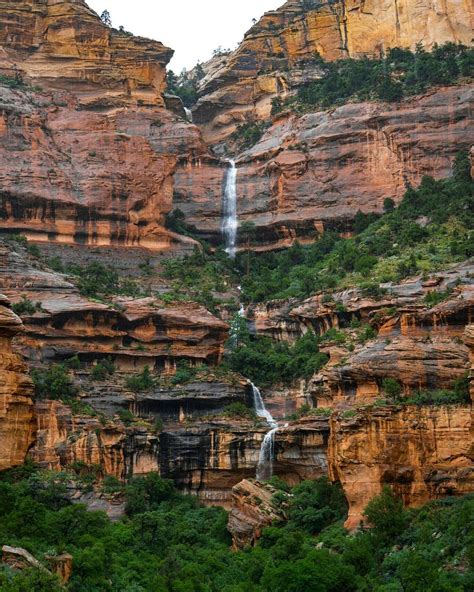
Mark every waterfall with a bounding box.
[184,107,193,123]
[251,383,278,480]
[221,160,238,258]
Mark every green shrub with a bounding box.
[363,486,408,544]
[102,476,123,494]
[170,361,196,386]
[31,364,77,400]
[91,359,116,381]
[27,243,41,258]
[292,43,472,111]
[65,262,143,298]
[424,289,452,307]
[47,256,65,273]
[125,366,154,392]
[382,378,403,401]
[231,121,270,150]
[153,417,164,433]
[287,478,348,535]
[221,402,256,420]
[12,296,37,317]
[225,330,328,387]
[118,409,135,425]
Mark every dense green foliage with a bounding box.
[166,69,203,108]
[65,262,144,299]
[124,366,154,393]
[31,363,77,401]
[225,325,328,387]
[162,246,238,313]
[231,121,270,150]
[382,373,470,406]
[158,156,472,309]
[236,154,473,303]
[0,468,472,591]
[274,43,473,114]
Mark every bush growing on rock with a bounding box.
[382,378,403,401]
[125,366,154,392]
[31,364,77,400]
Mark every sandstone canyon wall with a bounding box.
[0,0,206,250]
[0,295,35,471]
[193,0,472,143]
[0,0,472,530]
[176,86,473,249]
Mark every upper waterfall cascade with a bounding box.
[221,159,238,258]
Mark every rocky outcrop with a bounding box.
[328,404,474,529]
[228,479,290,549]
[0,242,229,369]
[177,86,473,249]
[0,295,35,471]
[0,0,207,251]
[29,396,329,507]
[2,545,73,584]
[321,284,473,404]
[193,0,472,143]
[0,0,172,107]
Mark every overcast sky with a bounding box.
[87,0,283,72]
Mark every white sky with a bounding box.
[87,0,283,72]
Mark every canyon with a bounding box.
[0,0,472,546]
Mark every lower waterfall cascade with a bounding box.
[251,383,279,481]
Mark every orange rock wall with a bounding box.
[194,0,472,142]
[329,405,474,529]
[0,0,207,250]
[0,296,35,471]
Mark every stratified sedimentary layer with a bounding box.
[328,404,474,529]
[0,0,173,106]
[0,295,35,471]
[193,0,472,142]
[0,0,209,250]
[177,86,473,249]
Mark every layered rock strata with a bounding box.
[193,0,472,143]
[177,86,473,249]
[328,404,474,529]
[0,294,35,470]
[0,0,207,250]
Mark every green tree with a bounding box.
[363,486,408,544]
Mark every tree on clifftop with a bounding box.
[100,10,112,27]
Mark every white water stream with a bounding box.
[221,159,238,258]
[251,383,279,481]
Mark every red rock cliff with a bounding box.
[0,0,207,250]
[0,295,35,471]
[194,0,472,143]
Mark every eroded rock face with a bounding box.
[322,285,473,404]
[0,0,172,107]
[0,242,229,369]
[328,405,474,529]
[228,479,289,549]
[177,86,473,249]
[0,1,207,251]
[194,0,472,143]
[29,397,328,507]
[0,295,35,471]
